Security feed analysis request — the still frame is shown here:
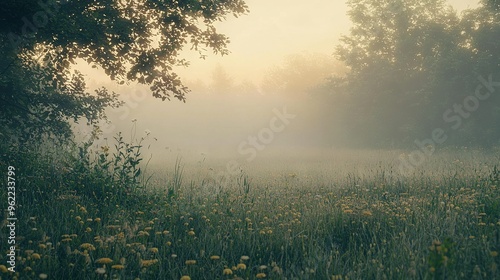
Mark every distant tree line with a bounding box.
[314,0,500,148]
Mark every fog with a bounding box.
[72,0,495,175]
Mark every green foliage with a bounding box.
[167,157,184,201]
[69,125,148,202]
[490,165,500,184]
[0,0,248,142]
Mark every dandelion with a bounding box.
[38,244,47,249]
[240,255,250,261]
[39,273,48,279]
[223,268,233,275]
[111,264,125,270]
[343,209,353,214]
[95,218,101,222]
[185,260,197,265]
[272,265,282,274]
[210,255,220,260]
[96,258,113,264]
[0,265,8,273]
[32,253,41,260]
[259,265,268,270]
[95,267,106,274]
[236,263,247,270]
[85,227,92,233]
[180,276,191,280]
[140,259,159,267]
[149,248,159,254]
[187,230,195,236]
[256,273,267,278]
[362,210,373,216]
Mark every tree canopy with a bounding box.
[0,0,248,141]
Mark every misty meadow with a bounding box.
[1,0,499,279]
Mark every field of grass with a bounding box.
[1,142,500,279]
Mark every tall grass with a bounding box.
[0,144,499,279]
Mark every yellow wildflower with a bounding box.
[236,263,247,270]
[185,260,197,265]
[96,258,113,264]
[140,259,159,267]
[256,273,267,278]
[80,243,96,251]
[149,248,159,254]
[111,264,125,270]
[210,255,220,260]
[0,265,8,273]
[180,276,191,280]
[362,210,373,216]
[223,268,233,275]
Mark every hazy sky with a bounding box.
[175,0,480,86]
[82,0,480,89]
